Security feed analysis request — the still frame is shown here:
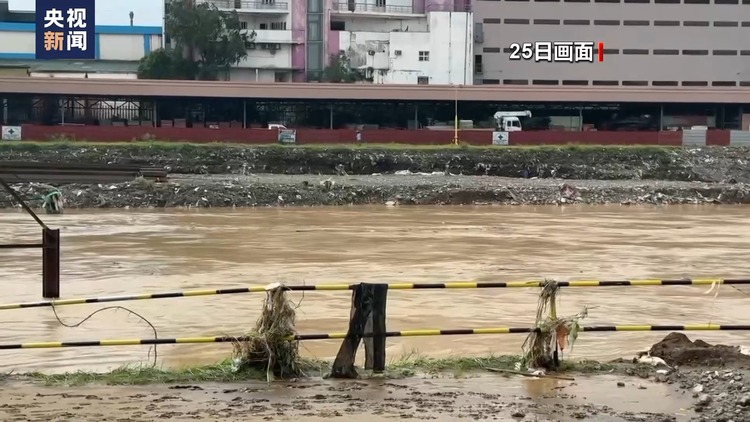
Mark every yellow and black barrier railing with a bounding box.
[1,278,748,311]
[2,324,749,350]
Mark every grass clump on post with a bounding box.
[232,284,303,382]
[520,279,588,370]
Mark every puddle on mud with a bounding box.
[257,374,697,421]
[0,374,694,421]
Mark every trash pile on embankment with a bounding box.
[2,143,750,208]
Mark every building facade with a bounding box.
[198,0,302,82]
[331,5,473,84]
[0,1,163,62]
[0,22,163,62]
[1,0,473,84]
[472,0,750,87]
[205,0,473,84]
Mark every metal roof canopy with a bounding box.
[0,77,749,103]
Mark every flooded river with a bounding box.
[0,205,749,373]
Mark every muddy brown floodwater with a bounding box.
[0,205,749,374]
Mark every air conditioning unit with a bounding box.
[367,50,375,56]
[394,50,402,56]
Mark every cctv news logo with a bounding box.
[508,41,605,63]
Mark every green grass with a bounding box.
[0,139,678,153]
[19,353,623,387]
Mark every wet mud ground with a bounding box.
[0,373,699,422]
[4,338,750,422]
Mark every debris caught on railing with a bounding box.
[232,284,302,383]
[520,279,588,371]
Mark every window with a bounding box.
[418,51,429,61]
[308,20,321,41]
[271,21,287,30]
[330,20,345,30]
[474,54,483,73]
[592,80,619,86]
[532,79,559,85]
[562,80,588,85]
[622,80,648,86]
[417,76,429,84]
[240,21,248,29]
[376,0,386,6]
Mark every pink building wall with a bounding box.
[328,30,340,64]
[291,0,307,81]
[424,0,454,12]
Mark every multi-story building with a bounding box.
[325,0,473,84]
[0,0,473,84]
[472,0,750,88]
[204,0,473,84]
[198,0,303,82]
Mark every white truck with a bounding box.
[493,110,532,131]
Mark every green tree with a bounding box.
[322,53,364,83]
[137,48,196,80]
[139,0,255,80]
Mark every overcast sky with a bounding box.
[8,0,164,26]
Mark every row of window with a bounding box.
[480,79,750,86]
[480,0,748,3]
[245,42,282,50]
[483,47,750,56]
[239,21,287,30]
[483,18,749,26]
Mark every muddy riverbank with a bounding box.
[4,143,750,209]
[3,334,750,422]
[3,174,750,209]
[0,374,691,422]
[2,142,750,182]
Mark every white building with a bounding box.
[0,0,163,78]
[0,22,162,62]
[199,0,303,83]
[330,5,473,85]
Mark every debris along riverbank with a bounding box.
[2,174,750,209]
[4,282,749,421]
[4,335,749,422]
[2,141,750,182]
[3,142,750,208]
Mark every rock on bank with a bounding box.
[3,174,750,209]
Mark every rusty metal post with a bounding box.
[42,228,60,298]
[363,284,388,373]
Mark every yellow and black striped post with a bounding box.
[1,324,748,350]
[0,278,746,312]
